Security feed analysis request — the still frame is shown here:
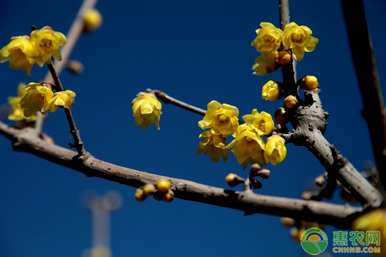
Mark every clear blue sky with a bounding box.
[1,0,385,256]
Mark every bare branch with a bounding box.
[278,0,383,207]
[147,89,206,116]
[341,0,386,190]
[0,121,361,227]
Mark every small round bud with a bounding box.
[142,183,156,195]
[256,169,271,179]
[250,163,261,177]
[134,188,146,201]
[162,190,174,202]
[275,107,287,126]
[301,191,313,200]
[290,228,303,241]
[276,51,292,65]
[83,9,102,32]
[314,175,325,187]
[301,75,319,90]
[225,173,243,186]
[66,60,84,75]
[155,179,172,193]
[284,95,298,109]
[281,217,295,227]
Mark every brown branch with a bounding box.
[279,0,383,207]
[341,0,386,190]
[0,120,361,227]
[35,0,98,134]
[147,89,206,116]
[47,63,86,155]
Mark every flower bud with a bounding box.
[314,175,325,187]
[142,183,156,195]
[281,217,295,227]
[83,9,102,32]
[162,190,174,202]
[301,75,319,90]
[225,173,244,186]
[284,95,298,109]
[155,179,172,193]
[250,163,261,177]
[134,188,146,201]
[66,60,84,75]
[256,169,271,179]
[276,51,292,65]
[275,107,287,126]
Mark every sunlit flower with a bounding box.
[0,36,35,74]
[131,92,162,129]
[261,80,281,101]
[198,100,239,137]
[252,52,278,76]
[7,83,35,121]
[20,83,54,117]
[229,124,265,166]
[46,90,76,112]
[83,9,103,32]
[243,109,274,136]
[198,129,228,162]
[301,75,319,90]
[282,22,319,61]
[251,22,283,53]
[353,209,386,252]
[30,26,66,65]
[264,135,287,165]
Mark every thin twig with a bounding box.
[47,63,86,156]
[341,0,386,190]
[35,0,98,134]
[147,89,206,116]
[0,121,362,227]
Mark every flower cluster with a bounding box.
[135,179,174,202]
[0,26,66,74]
[251,22,318,75]
[198,101,287,166]
[8,82,75,120]
[131,92,162,129]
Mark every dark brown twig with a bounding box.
[47,63,86,156]
[147,89,206,116]
[341,0,386,190]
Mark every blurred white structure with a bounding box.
[82,191,122,257]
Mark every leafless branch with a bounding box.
[147,89,206,116]
[279,0,383,207]
[341,0,386,190]
[0,120,361,227]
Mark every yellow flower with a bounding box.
[252,52,278,76]
[132,92,162,129]
[251,22,283,53]
[83,9,103,32]
[282,22,319,61]
[7,83,36,121]
[264,135,287,165]
[261,80,281,101]
[243,109,274,136]
[198,129,228,162]
[46,90,76,112]
[0,36,36,74]
[20,83,54,117]
[230,124,265,166]
[353,209,386,252]
[301,75,319,90]
[199,100,239,137]
[30,26,66,65]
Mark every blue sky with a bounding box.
[1,0,385,256]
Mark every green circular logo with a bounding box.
[300,227,328,255]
